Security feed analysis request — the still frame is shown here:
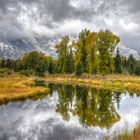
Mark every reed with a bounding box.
[113,123,140,140]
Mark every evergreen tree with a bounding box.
[75,62,83,76]
[66,48,74,74]
[5,59,12,69]
[121,57,128,74]
[78,29,90,73]
[0,59,6,68]
[134,61,140,75]
[127,55,136,74]
[48,61,54,74]
[115,48,122,73]
[35,60,46,76]
[2,29,138,77]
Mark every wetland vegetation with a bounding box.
[0,29,140,140]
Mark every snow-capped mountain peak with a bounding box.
[117,44,140,60]
[0,37,139,60]
[0,37,58,59]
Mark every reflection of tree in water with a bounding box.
[49,84,121,129]
[55,84,74,121]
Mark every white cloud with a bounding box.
[54,19,95,35]
[0,0,140,51]
[119,19,139,31]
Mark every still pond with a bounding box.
[0,82,140,140]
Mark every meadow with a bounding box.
[0,75,49,105]
[42,74,140,95]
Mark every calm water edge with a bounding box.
[0,83,140,140]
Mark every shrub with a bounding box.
[20,70,35,76]
[0,68,13,77]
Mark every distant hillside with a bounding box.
[0,37,139,60]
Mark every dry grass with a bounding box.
[0,73,140,104]
[0,75,49,104]
[113,123,140,140]
[42,74,140,94]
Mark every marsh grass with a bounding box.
[0,74,140,105]
[0,76,49,105]
[113,123,140,140]
[43,74,140,94]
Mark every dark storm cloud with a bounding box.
[41,0,76,20]
[0,0,97,40]
[0,0,34,11]
[123,0,140,13]
[0,0,88,21]
[0,0,140,51]
[0,0,81,38]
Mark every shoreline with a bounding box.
[40,74,140,94]
[0,74,140,140]
[0,74,140,104]
[0,76,49,105]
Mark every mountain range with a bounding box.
[0,37,139,60]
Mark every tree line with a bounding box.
[0,29,140,76]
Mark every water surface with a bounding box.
[0,83,140,140]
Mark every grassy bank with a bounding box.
[1,74,139,105]
[0,75,49,105]
[42,74,140,94]
[113,123,140,140]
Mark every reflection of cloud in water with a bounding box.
[19,102,106,140]
[111,93,140,136]
[18,113,105,140]
[119,94,140,123]
[0,88,140,140]
[0,96,105,140]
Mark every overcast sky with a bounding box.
[0,0,140,51]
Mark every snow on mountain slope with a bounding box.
[0,40,23,60]
[117,44,140,60]
[0,37,139,60]
[0,37,58,59]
